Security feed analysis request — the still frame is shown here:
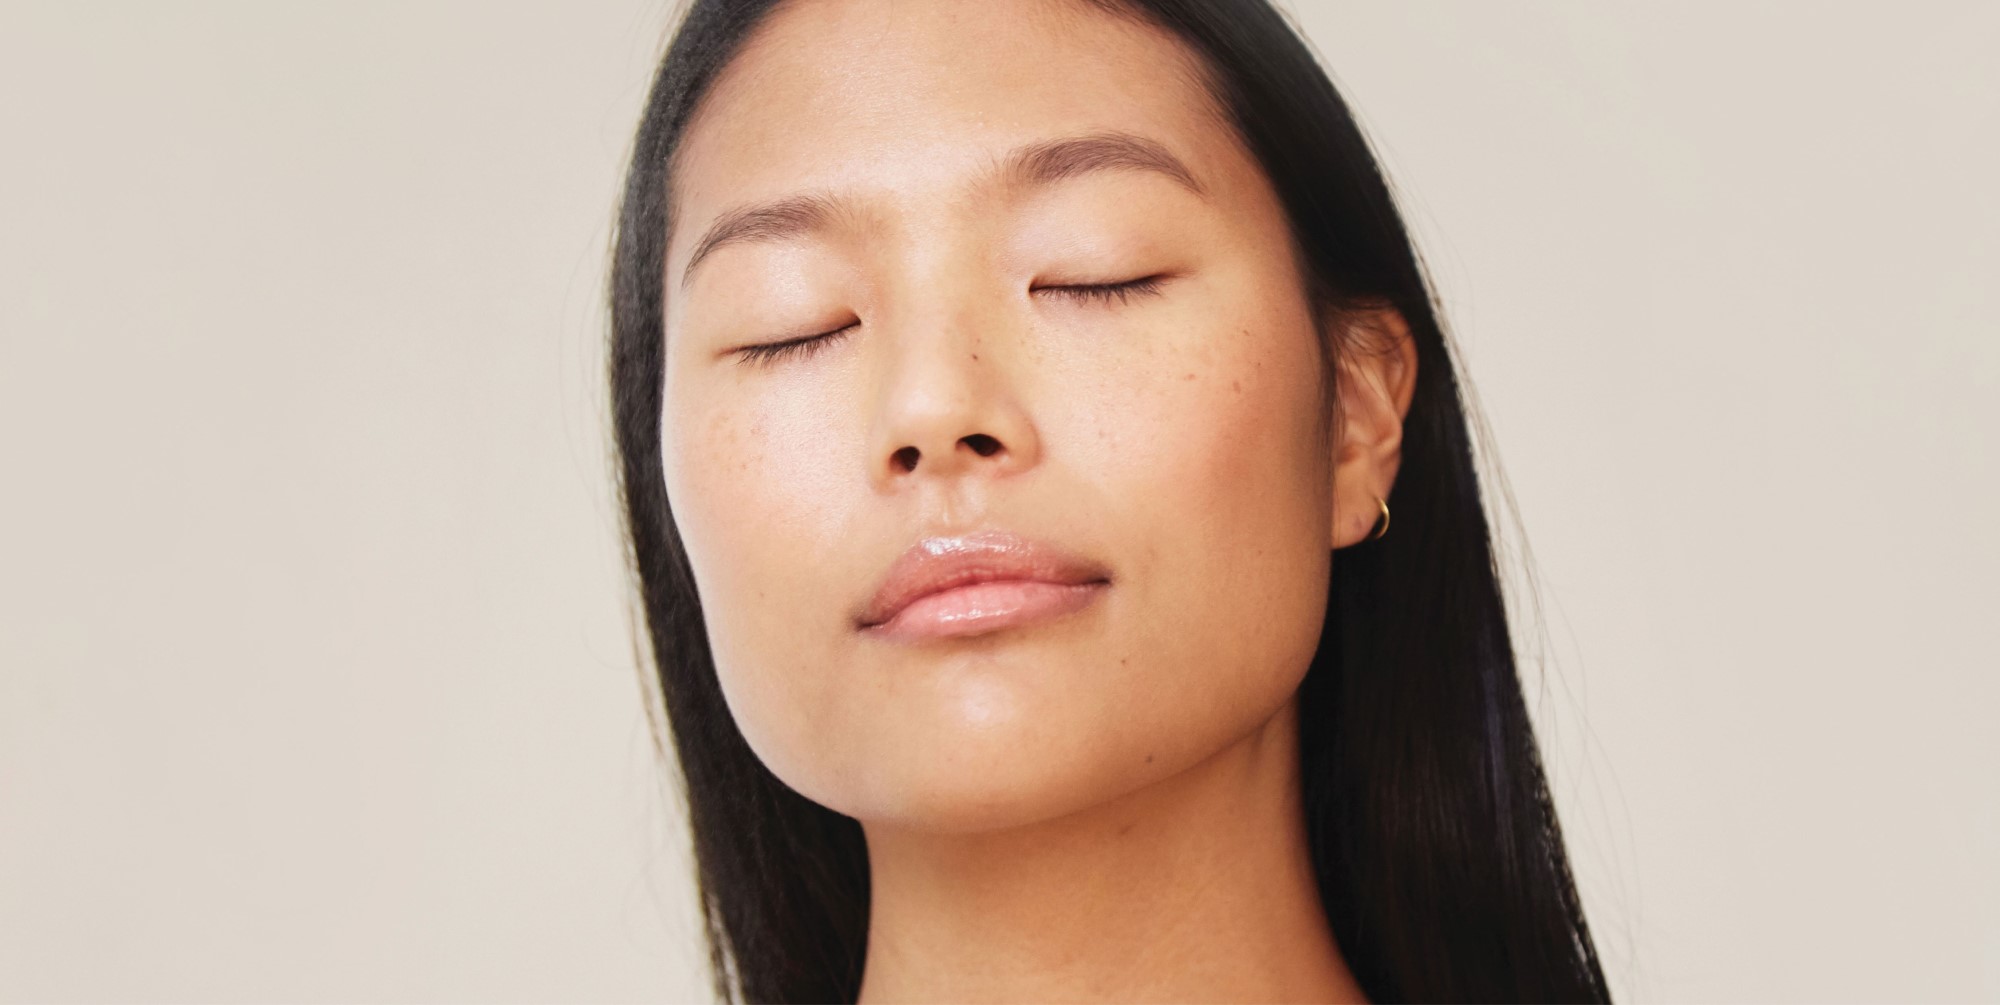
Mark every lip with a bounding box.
[856,529,1112,642]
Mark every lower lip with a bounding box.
[863,579,1110,642]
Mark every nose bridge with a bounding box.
[867,255,1037,490]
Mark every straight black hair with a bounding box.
[609,1,1610,1001]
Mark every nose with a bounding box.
[890,431,1006,476]
[869,312,1039,489]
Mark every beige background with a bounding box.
[1,2,1993,1001]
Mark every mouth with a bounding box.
[856,529,1112,643]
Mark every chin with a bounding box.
[801,725,1137,837]
[737,636,1159,833]
[848,771,1116,837]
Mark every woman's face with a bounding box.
[660,0,1385,832]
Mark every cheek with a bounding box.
[1097,300,1329,562]
[1080,297,1332,713]
[660,384,860,769]
[664,366,870,585]
[668,393,846,554]
[663,395,778,597]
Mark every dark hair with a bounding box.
[609,0,1610,1001]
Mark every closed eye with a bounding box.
[734,322,857,368]
[1034,275,1170,304]
[732,275,1168,368]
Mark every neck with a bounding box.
[854,694,1369,1004]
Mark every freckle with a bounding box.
[1119,822,1135,836]
[971,353,979,361]
[1232,380,1241,393]
[1145,754,1154,763]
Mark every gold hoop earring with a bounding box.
[1366,494,1391,541]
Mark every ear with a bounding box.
[1328,305,1419,550]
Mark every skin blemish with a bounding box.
[1182,372,1196,381]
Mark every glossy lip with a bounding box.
[855,529,1113,642]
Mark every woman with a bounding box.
[609,0,1609,1001]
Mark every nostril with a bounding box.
[964,433,1001,457]
[893,446,920,472]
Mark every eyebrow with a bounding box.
[677,131,1208,291]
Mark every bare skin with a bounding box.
[858,692,1358,1004]
[657,0,1417,1000]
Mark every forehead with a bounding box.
[666,0,1234,243]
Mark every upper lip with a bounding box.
[855,529,1112,630]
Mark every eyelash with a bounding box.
[734,276,1168,368]
[736,324,856,367]
[1038,274,1169,305]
